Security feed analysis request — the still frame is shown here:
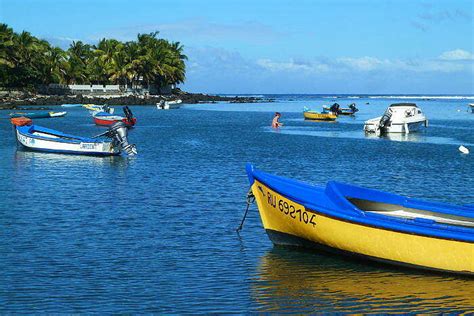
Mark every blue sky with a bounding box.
[1,0,473,94]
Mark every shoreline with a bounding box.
[0,90,272,110]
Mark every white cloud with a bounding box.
[182,46,473,93]
[439,49,474,61]
[253,55,472,74]
[256,58,330,72]
[97,19,285,44]
[336,57,387,71]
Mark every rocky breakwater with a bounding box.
[0,89,270,107]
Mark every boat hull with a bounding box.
[323,106,357,116]
[249,179,473,275]
[364,118,427,133]
[303,112,337,121]
[338,111,356,116]
[10,111,67,119]
[15,127,119,156]
[93,116,136,127]
[156,99,183,110]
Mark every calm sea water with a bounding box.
[1,95,473,313]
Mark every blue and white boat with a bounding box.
[246,164,474,275]
[11,118,136,156]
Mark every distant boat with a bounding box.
[11,117,136,156]
[83,104,114,114]
[61,104,82,108]
[246,164,474,275]
[9,111,67,119]
[469,103,474,113]
[303,107,337,121]
[323,103,359,116]
[156,99,183,110]
[364,103,428,134]
[92,106,136,127]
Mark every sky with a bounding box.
[1,0,473,94]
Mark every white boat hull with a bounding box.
[16,129,118,155]
[156,99,183,110]
[365,118,427,133]
[49,111,67,117]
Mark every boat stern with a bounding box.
[363,118,380,133]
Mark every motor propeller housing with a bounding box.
[107,121,137,155]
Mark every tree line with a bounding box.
[0,23,187,90]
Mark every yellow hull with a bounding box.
[303,111,337,121]
[251,180,474,274]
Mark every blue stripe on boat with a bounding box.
[18,144,118,156]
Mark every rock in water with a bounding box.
[459,145,469,154]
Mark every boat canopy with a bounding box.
[389,103,417,107]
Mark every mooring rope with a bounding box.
[236,188,255,232]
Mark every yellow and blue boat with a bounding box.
[303,107,337,121]
[246,164,474,275]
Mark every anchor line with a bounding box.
[236,188,255,232]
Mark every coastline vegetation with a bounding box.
[0,23,187,90]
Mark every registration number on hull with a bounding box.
[80,142,97,150]
[258,185,316,227]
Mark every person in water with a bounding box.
[272,112,283,128]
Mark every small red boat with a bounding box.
[93,106,136,127]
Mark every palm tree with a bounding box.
[43,46,67,84]
[66,41,92,84]
[0,23,188,90]
[0,24,16,86]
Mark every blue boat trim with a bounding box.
[266,229,473,276]
[247,164,474,243]
[17,143,118,156]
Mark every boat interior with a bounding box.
[24,126,90,142]
[32,131,61,139]
[348,198,474,228]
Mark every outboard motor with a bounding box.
[349,103,359,113]
[329,103,340,114]
[123,106,134,122]
[107,121,137,155]
[378,109,392,131]
[158,100,165,109]
[103,104,112,114]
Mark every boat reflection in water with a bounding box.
[13,150,133,172]
[365,131,423,142]
[253,248,473,313]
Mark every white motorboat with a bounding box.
[156,99,183,110]
[364,103,428,134]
